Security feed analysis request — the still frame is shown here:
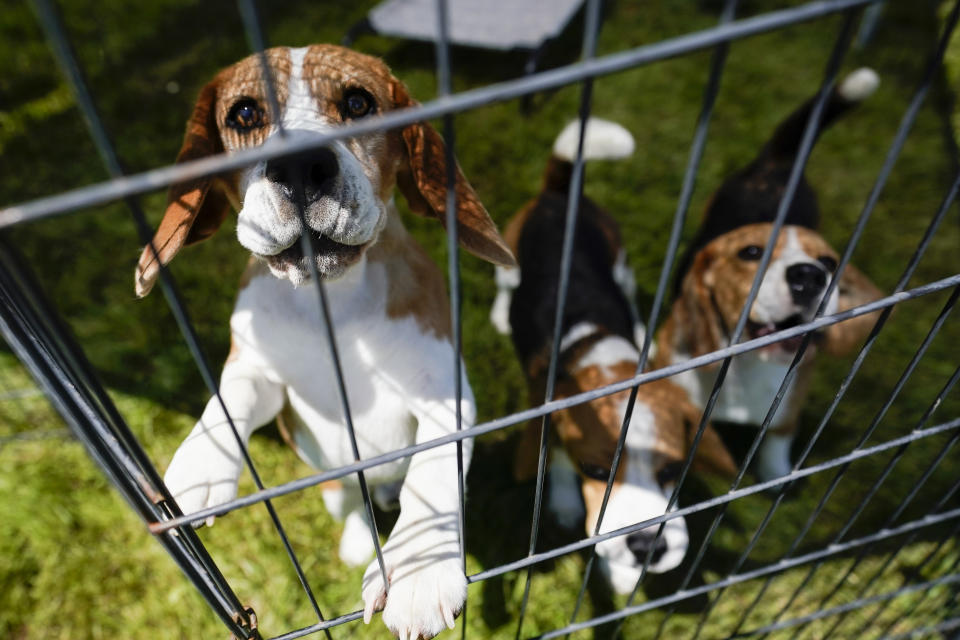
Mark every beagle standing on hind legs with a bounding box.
[492,119,736,594]
[655,68,884,481]
[135,45,515,640]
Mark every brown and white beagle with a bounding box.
[136,45,514,640]
[493,119,735,593]
[654,68,883,481]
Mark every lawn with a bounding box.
[1,1,958,639]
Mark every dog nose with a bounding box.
[785,263,827,306]
[626,530,668,565]
[264,148,339,203]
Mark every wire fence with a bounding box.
[1,0,958,639]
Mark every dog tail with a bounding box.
[764,67,879,161]
[543,117,635,193]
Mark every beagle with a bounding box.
[492,119,735,593]
[136,45,514,640]
[655,68,883,481]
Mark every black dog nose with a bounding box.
[264,148,339,203]
[626,530,668,565]
[785,263,827,306]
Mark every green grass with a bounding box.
[1,1,959,638]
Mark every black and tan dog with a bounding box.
[491,119,735,593]
[654,68,883,481]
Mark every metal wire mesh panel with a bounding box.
[1,1,958,639]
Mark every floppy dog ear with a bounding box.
[680,247,726,358]
[135,81,233,297]
[682,401,737,478]
[390,80,516,268]
[822,263,883,356]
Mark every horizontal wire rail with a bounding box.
[735,571,960,639]
[886,618,960,640]
[515,1,602,637]
[266,506,960,640]
[630,14,865,639]
[0,0,874,224]
[147,272,960,532]
[0,241,257,638]
[530,505,960,640]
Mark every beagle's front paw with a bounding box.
[163,436,243,526]
[361,535,466,640]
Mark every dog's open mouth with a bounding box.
[265,228,364,280]
[747,314,806,352]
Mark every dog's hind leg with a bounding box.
[323,482,376,567]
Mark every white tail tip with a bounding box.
[838,67,880,102]
[552,117,636,163]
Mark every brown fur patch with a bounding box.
[368,208,452,340]
[516,354,735,484]
[557,364,734,477]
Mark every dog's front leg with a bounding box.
[164,358,284,525]
[362,389,475,640]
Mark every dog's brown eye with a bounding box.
[818,255,838,272]
[737,245,763,261]
[580,462,611,481]
[342,89,375,119]
[227,98,265,132]
[656,462,683,488]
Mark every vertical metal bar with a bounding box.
[833,466,960,636]
[785,521,960,640]
[873,546,960,638]
[515,1,602,638]
[285,172,391,603]
[817,446,960,639]
[234,1,338,631]
[782,363,960,640]
[432,0,470,636]
[0,235,255,624]
[752,284,960,635]
[726,174,960,636]
[729,551,960,640]
[565,0,739,628]
[725,4,960,621]
[612,15,861,637]
[0,246,255,639]
[236,0,284,133]
[26,1,294,636]
[238,0,392,620]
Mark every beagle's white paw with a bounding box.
[163,437,242,526]
[361,534,465,640]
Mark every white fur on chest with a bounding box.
[671,350,796,427]
[231,257,471,480]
